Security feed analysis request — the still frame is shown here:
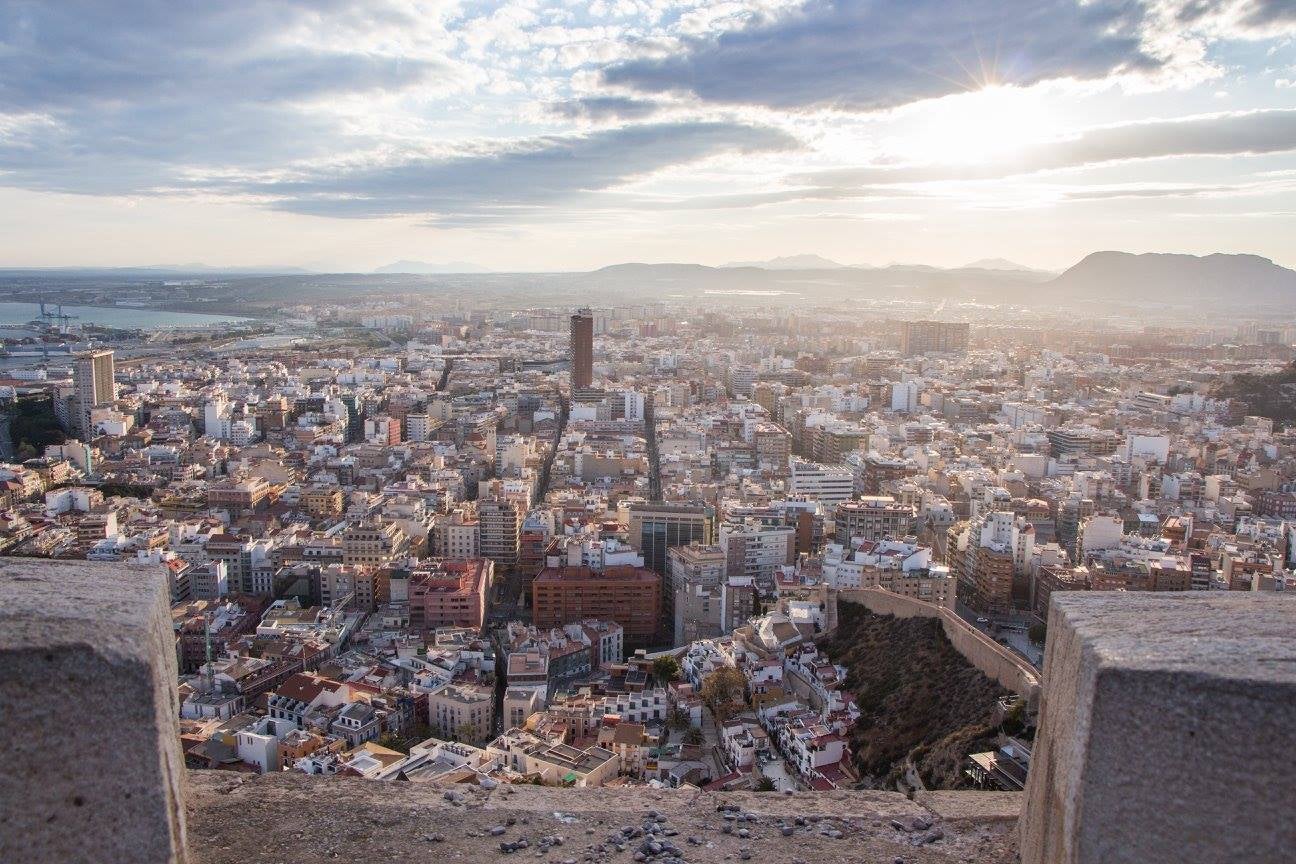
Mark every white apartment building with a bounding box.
[788,460,854,509]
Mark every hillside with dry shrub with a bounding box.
[819,601,1008,790]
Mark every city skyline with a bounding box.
[0,0,1295,272]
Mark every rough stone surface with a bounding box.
[0,559,189,863]
[913,792,1020,825]
[1021,591,1296,864]
[188,772,1020,863]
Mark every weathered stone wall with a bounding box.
[835,588,1041,710]
[0,559,189,864]
[1020,591,1296,864]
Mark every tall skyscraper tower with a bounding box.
[72,349,115,439]
[570,308,593,390]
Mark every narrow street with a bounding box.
[644,393,662,501]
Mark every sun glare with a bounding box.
[906,85,1049,165]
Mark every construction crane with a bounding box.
[38,300,78,333]
[36,300,78,359]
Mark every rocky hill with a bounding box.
[1047,251,1296,306]
[819,602,1010,790]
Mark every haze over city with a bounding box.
[1,0,1295,271]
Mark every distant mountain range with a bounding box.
[4,250,1292,310]
[373,260,492,274]
[723,254,849,270]
[962,258,1047,273]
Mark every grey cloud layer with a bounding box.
[1,0,1293,224]
[0,0,443,193]
[549,97,663,122]
[235,122,799,222]
[0,0,435,112]
[603,0,1159,111]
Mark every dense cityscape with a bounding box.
[2,281,1293,808]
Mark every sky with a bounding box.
[0,0,1294,272]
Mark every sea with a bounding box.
[0,302,249,330]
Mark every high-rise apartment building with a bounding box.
[408,559,492,633]
[947,511,1035,613]
[666,543,756,646]
[478,498,523,570]
[626,503,715,575]
[899,320,969,356]
[342,520,411,566]
[570,308,593,390]
[834,496,917,543]
[718,519,796,584]
[788,459,854,509]
[72,350,115,438]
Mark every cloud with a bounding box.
[1175,0,1296,35]
[1061,184,1243,200]
[230,122,800,222]
[0,1,453,193]
[0,2,451,112]
[800,109,1296,186]
[615,185,921,210]
[602,0,1162,111]
[1242,0,1296,27]
[548,96,663,121]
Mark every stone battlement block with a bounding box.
[1021,591,1296,864]
[0,559,188,863]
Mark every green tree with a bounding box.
[666,708,690,731]
[700,667,746,721]
[376,732,410,754]
[1001,699,1026,736]
[652,655,681,684]
[1028,622,1047,645]
[683,726,704,746]
[453,722,479,745]
[754,776,776,792]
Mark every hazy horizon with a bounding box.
[1,1,1294,272]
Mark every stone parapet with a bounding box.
[1021,591,1296,864]
[0,559,189,864]
[186,771,1021,863]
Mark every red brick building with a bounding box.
[531,565,661,647]
[408,559,493,634]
